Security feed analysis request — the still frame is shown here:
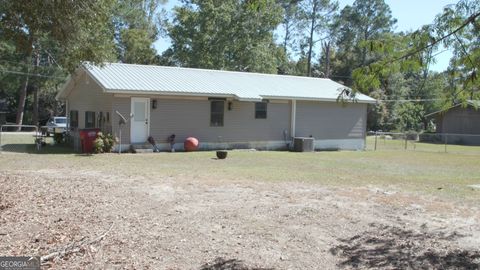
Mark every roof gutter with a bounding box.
[235,96,263,102]
[102,90,377,104]
[106,89,270,102]
[105,89,236,99]
[260,95,377,104]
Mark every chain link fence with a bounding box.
[0,124,52,153]
[366,131,480,155]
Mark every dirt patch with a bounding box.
[331,223,480,269]
[1,168,479,269]
[200,258,273,270]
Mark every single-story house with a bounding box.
[426,100,480,145]
[56,63,375,151]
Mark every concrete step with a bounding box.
[134,148,154,153]
[131,144,155,153]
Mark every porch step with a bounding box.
[135,148,154,153]
[131,144,154,153]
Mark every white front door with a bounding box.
[130,97,150,143]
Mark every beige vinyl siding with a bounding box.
[295,101,366,140]
[63,72,370,150]
[148,99,290,144]
[111,97,131,144]
[66,72,113,132]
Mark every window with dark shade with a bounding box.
[210,100,224,127]
[255,102,267,119]
[98,112,103,129]
[85,111,95,128]
[70,110,78,128]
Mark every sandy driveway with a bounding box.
[1,167,479,269]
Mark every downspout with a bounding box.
[291,99,296,139]
[364,103,368,150]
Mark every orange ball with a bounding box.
[184,137,199,151]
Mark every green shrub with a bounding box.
[93,137,105,153]
[93,132,116,153]
[53,133,64,144]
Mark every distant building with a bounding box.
[428,100,480,145]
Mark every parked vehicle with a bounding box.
[44,116,67,136]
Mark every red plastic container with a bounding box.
[79,128,100,153]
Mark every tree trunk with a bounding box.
[32,51,40,126]
[323,41,331,78]
[15,75,29,129]
[283,22,290,54]
[32,85,39,126]
[307,15,315,77]
[361,28,369,67]
[16,39,34,129]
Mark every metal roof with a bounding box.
[424,100,480,117]
[468,100,480,107]
[68,63,375,103]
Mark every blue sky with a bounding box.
[154,0,458,72]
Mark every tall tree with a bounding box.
[349,0,479,108]
[278,0,302,54]
[435,0,480,104]
[113,0,165,64]
[298,0,338,77]
[332,0,396,85]
[168,0,283,73]
[0,0,116,126]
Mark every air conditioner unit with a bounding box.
[293,137,315,152]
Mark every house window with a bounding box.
[70,110,78,128]
[85,111,96,128]
[98,112,103,129]
[255,102,267,119]
[210,100,224,127]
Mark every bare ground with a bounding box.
[1,165,480,269]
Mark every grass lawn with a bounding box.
[366,135,480,154]
[1,147,479,204]
[2,138,480,269]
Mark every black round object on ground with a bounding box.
[216,150,228,159]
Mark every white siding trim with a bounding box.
[113,139,365,152]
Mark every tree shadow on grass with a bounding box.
[330,223,480,269]
[199,257,274,270]
[0,144,75,154]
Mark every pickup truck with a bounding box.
[44,116,67,136]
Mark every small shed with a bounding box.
[431,100,480,145]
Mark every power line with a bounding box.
[431,49,449,58]
[386,12,480,66]
[375,99,443,103]
[0,60,64,71]
[0,69,66,79]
